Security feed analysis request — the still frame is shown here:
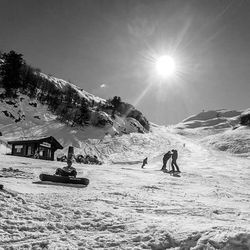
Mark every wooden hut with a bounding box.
[8,136,63,161]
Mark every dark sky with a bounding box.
[1,0,250,124]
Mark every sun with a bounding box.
[155,55,176,78]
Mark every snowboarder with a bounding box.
[161,151,172,171]
[141,157,148,168]
[171,149,180,173]
[55,159,77,177]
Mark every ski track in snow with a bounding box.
[0,130,250,249]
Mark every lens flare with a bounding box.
[155,55,176,78]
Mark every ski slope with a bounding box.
[0,127,249,249]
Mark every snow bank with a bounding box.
[201,126,250,157]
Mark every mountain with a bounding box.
[174,109,250,157]
[176,109,242,130]
[0,50,150,146]
[0,51,151,159]
[0,92,149,158]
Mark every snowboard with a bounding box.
[38,174,89,186]
[33,181,87,188]
[171,172,181,177]
[161,169,181,177]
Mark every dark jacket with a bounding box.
[163,152,171,161]
[172,150,178,160]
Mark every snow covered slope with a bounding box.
[200,126,250,157]
[40,73,105,105]
[175,109,250,157]
[177,109,241,130]
[0,93,147,158]
[0,126,249,249]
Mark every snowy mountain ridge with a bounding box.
[39,73,105,105]
[175,108,250,157]
[178,109,242,129]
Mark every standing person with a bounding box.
[161,151,171,171]
[33,149,39,159]
[171,149,180,173]
[141,157,148,168]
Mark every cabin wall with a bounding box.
[12,144,26,156]
[11,142,56,160]
[37,145,53,161]
[9,137,62,161]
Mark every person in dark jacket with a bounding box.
[55,159,77,177]
[161,151,172,171]
[171,149,180,173]
[141,157,148,168]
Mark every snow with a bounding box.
[179,109,241,129]
[0,94,147,155]
[201,126,250,157]
[0,126,250,249]
[1,88,250,248]
[39,73,105,104]
[182,109,241,123]
[175,108,250,157]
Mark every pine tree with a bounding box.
[110,96,121,118]
[0,50,24,96]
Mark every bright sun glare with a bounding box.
[155,55,176,78]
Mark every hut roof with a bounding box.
[8,136,63,149]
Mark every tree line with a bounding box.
[0,50,92,126]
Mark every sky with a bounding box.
[1,0,250,125]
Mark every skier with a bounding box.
[171,149,180,173]
[141,157,148,168]
[161,151,172,171]
[55,159,77,177]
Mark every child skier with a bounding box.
[141,157,148,168]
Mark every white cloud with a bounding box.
[100,84,107,88]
